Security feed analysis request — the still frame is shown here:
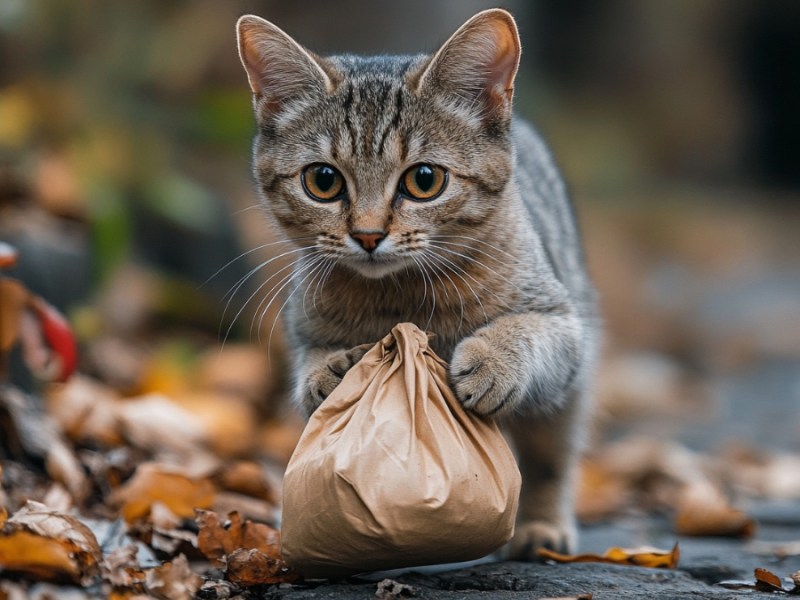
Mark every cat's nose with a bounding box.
[350,230,386,253]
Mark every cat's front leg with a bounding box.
[293,344,373,416]
[449,308,584,417]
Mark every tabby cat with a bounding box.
[236,9,598,558]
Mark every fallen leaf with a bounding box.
[674,481,756,538]
[100,545,146,587]
[195,509,297,585]
[755,567,785,592]
[0,501,101,584]
[226,547,298,586]
[143,554,202,600]
[719,567,800,594]
[215,460,276,504]
[46,375,123,447]
[537,543,679,569]
[111,464,216,523]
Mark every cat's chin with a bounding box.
[344,257,408,279]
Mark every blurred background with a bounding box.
[1,0,799,454]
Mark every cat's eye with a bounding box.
[302,163,346,202]
[400,164,448,201]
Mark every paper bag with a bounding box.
[281,322,521,577]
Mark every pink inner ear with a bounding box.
[418,10,520,113]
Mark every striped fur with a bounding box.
[238,9,599,558]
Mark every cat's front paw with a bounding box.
[506,519,577,560]
[302,343,372,414]
[449,335,525,417]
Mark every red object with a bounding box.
[29,298,78,383]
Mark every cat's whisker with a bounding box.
[250,252,325,343]
[423,250,490,326]
[410,255,437,332]
[224,255,311,348]
[420,250,465,333]
[416,252,452,332]
[433,234,522,263]
[312,259,336,315]
[205,237,315,290]
[267,256,329,360]
[427,241,525,298]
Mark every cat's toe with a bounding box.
[505,519,577,561]
[450,337,522,416]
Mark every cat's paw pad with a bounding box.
[449,336,522,416]
[505,519,577,561]
[306,343,372,408]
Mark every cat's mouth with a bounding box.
[342,253,411,279]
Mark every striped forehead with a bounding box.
[325,54,424,160]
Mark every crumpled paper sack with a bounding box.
[281,322,521,577]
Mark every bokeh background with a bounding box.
[2,0,799,453]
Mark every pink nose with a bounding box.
[350,231,386,252]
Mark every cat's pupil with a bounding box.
[315,166,336,192]
[414,166,434,191]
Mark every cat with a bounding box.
[236,8,599,558]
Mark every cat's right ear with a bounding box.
[414,9,521,120]
[237,15,333,114]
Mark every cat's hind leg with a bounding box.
[504,389,589,558]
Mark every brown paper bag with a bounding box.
[281,322,521,578]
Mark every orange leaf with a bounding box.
[0,530,80,582]
[111,464,216,523]
[754,567,785,592]
[226,547,299,586]
[196,509,296,585]
[674,482,756,538]
[0,502,101,583]
[538,543,679,569]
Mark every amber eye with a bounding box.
[400,164,448,201]
[302,163,345,202]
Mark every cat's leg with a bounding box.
[505,390,588,558]
[293,344,373,416]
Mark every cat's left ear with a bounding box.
[415,9,521,118]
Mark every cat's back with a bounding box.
[511,118,595,314]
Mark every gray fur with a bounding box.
[237,9,598,558]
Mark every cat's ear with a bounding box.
[415,9,521,118]
[237,15,334,114]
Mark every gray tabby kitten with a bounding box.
[236,9,598,557]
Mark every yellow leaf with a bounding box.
[538,543,679,569]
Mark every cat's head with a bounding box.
[237,10,520,279]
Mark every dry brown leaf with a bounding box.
[111,464,216,523]
[538,543,679,569]
[215,460,276,504]
[226,547,299,586]
[46,375,123,447]
[196,344,274,406]
[196,509,297,584]
[143,554,202,600]
[100,545,146,587]
[196,509,279,567]
[755,567,786,592]
[169,392,257,457]
[116,394,206,455]
[0,501,101,584]
[674,482,756,538]
[0,530,81,582]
